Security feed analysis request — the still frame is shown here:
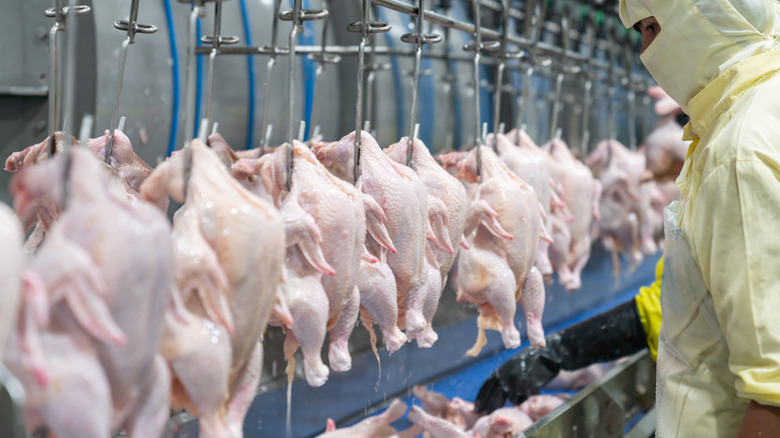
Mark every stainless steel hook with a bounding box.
[349,0,391,183]
[105,0,158,165]
[402,0,441,168]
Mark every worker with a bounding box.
[474,257,663,412]
[481,0,780,436]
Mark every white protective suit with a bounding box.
[618,0,780,436]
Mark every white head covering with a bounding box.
[618,0,780,112]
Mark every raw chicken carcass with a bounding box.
[4,130,166,247]
[261,141,368,386]
[141,140,285,437]
[542,139,601,291]
[644,85,689,181]
[491,130,566,279]
[586,139,659,272]
[471,407,533,438]
[441,146,549,354]
[518,395,568,421]
[315,399,407,438]
[10,147,174,437]
[314,131,430,337]
[408,405,532,438]
[412,386,480,430]
[384,137,467,347]
[0,203,23,352]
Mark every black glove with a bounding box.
[474,300,647,413]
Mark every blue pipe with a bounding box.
[239,0,255,149]
[297,0,316,141]
[163,0,180,156]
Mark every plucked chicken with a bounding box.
[140,140,285,437]
[314,131,431,338]
[9,147,174,437]
[440,146,549,355]
[384,137,467,347]
[541,139,601,291]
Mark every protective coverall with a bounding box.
[619,0,780,436]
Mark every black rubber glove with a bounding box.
[474,300,647,413]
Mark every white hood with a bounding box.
[618,0,780,113]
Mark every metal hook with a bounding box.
[579,5,598,154]
[403,0,441,168]
[622,31,638,149]
[183,0,207,155]
[308,0,338,140]
[606,18,619,142]
[548,1,572,143]
[491,0,515,143]
[281,1,327,191]
[105,0,156,165]
[350,0,391,183]
[259,0,283,153]
[202,1,239,137]
[514,0,545,146]
[470,0,485,180]
[45,0,91,155]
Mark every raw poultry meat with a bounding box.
[413,386,480,431]
[9,147,174,437]
[491,130,569,280]
[315,399,408,438]
[518,395,568,421]
[408,404,532,438]
[0,203,23,352]
[260,141,368,386]
[141,140,285,437]
[644,85,689,181]
[547,363,611,390]
[542,139,601,291]
[384,137,467,347]
[4,133,73,231]
[440,146,549,354]
[586,139,659,272]
[314,131,431,337]
[4,130,166,244]
[4,222,124,438]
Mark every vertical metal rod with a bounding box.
[549,4,569,142]
[308,0,332,138]
[105,37,130,163]
[204,1,224,131]
[515,0,543,146]
[260,0,283,151]
[286,0,302,192]
[298,120,306,141]
[492,0,510,143]
[580,9,597,154]
[624,43,637,149]
[48,23,60,149]
[354,0,370,183]
[472,0,483,179]
[607,21,617,141]
[184,3,203,147]
[406,0,426,167]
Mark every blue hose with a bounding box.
[163,0,179,156]
[297,0,316,141]
[239,0,255,149]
